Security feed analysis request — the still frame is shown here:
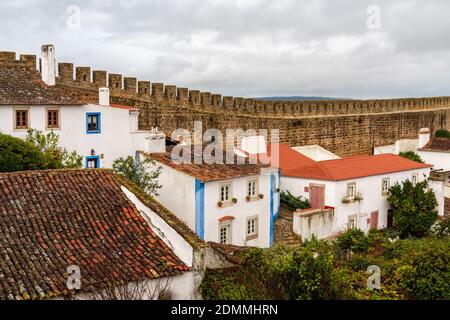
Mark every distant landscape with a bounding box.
[256,96,348,101]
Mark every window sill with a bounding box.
[218,201,234,208]
[246,234,258,241]
[86,131,101,134]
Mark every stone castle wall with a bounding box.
[2,51,450,156]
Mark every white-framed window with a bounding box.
[219,222,232,244]
[382,178,390,196]
[348,215,358,229]
[247,179,258,197]
[220,183,232,202]
[412,173,418,185]
[246,216,258,240]
[347,183,356,199]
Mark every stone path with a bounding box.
[273,207,302,246]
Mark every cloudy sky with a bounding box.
[0,0,449,99]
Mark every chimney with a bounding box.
[240,136,267,155]
[99,87,110,106]
[418,128,431,148]
[145,128,166,153]
[40,44,56,86]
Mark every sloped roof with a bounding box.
[259,143,315,174]
[283,154,432,181]
[0,169,189,300]
[144,145,268,183]
[0,65,82,105]
[419,138,450,153]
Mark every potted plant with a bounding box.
[246,195,251,202]
[217,201,223,207]
[275,188,280,193]
[232,198,238,204]
[259,194,264,199]
[354,193,364,201]
[341,196,351,204]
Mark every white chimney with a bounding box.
[418,128,431,148]
[99,87,110,106]
[41,44,56,86]
[145,128,166,153]
[241,136,267,154]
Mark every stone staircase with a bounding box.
[273,207,302,247]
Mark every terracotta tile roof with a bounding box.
[0,65,82,105]
[109,104,139,112]
[283,154,432,181]
[419,138,450,152]
[143,145,268,183]
[0,169,189,300]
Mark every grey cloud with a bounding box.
[0,0,449,98]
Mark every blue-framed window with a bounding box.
[86,112,101,134]
[85,156,100,169]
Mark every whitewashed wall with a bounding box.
[418,150,450,171]
[282,168,431,237]
[0,104,148,168]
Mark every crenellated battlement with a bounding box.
[0,51,37,69]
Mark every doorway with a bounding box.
[310,184,325,209]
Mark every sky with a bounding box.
[0,0,449,99]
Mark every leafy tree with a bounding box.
[399,151,424,163]
[388,179,438,238]
[280,190,310,210]
[434,129,450,139]
[0,133,53,172]
[26,129,83,169]
[112,156,162,195]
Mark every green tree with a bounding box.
[26,129,83,169]
[434,129,450,139]
[399,151,424,163]
[0,133,54,172]
[388,179,438,238]
[112,156,162,195]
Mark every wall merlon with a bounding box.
[165,85,177,100]
[76,67,91,83]
[177,88,189,101]
[223,96,234,109]
[0,51,16,60]
[93,70,107,87]
[211,94,222,107]
[58,63,74,81]
[233,97,244,110]
[19,55,37,69]
[189,90,200,105]
[152,83,164,98]
[138,81,151,96]
[109,73,123,90]
[201,92,211,106]
[124,77,137,93]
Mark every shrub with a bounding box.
[336,229,369,253]
[280,190,310,210]
[0,133,53,172]
[112,156,162,195]
[388,179,438,238]
[399,151,424,163]
[434,129,450,139]
[431,218,450,238]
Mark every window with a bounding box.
[219,222,231,244]
[246,216,258,240]
[86,156,100,169]
[220,183,232,202]
[412,173,418,185]
[247,180,258,197]
[46,109,60,129]
[382,178,390,196]
[346,183,356,199]
[86,113,101,134]
[348,215,358,229]
[14,109,29,129]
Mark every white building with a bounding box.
[270,144,433,240]
[141,142,281,248]
[0,45,150,169]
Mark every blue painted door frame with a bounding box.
[195,179,205,240]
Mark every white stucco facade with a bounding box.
[0,104,150,168]
[418,150,450,171]
[152,159,280,248]
[283,168,431,239]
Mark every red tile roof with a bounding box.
[110,104,139,112]
[419,138,450,152]
[0,66,82,105]
[0,169,189,300]
[283,154,432,181]
[144,145,269,182]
